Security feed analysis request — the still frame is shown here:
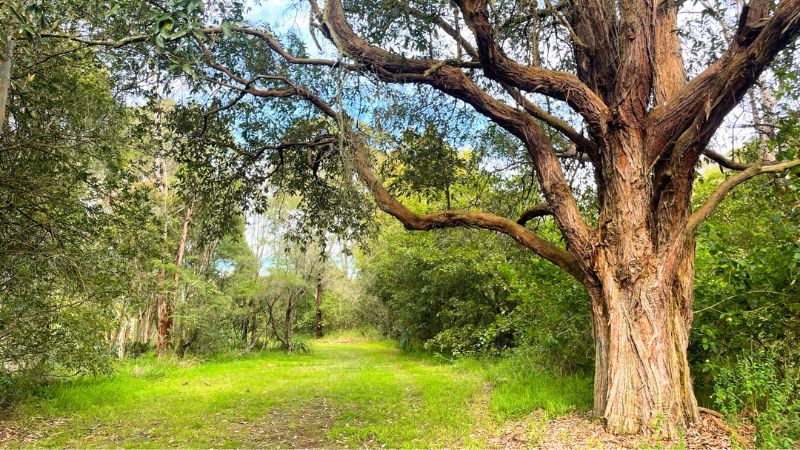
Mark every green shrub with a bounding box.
[713,346,800,447]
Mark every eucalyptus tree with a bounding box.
[30,0,800,436]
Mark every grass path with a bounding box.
[0,339,592,448]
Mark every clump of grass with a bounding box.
[485,355,593,420]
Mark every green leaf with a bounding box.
[221,20,233,37]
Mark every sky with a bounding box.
[245,0,311,34]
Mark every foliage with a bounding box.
[0,37,160,392]
[712,345,800,447]
[360,217,592,372]
[685,151,800,446]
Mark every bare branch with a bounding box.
[702,148,763,171]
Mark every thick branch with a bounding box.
[405,6,598,157]
[454,0,609,132]
[317,0,595,257]
[647,0,800,166]
[686,159,800,236]
[351,138,585,282]
[205,56,587,281]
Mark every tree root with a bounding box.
[699,407,753,448]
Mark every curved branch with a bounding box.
[202,56,587,282]
[700,148,789,171]
[517,203,553,225]
[686,159,800,236]
[351,138,586,282]
[317,0,594,260]
[702,148,753,171]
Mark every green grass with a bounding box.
[485,356,594,420]
[1,339,592,448]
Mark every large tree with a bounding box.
[31,0,800,436]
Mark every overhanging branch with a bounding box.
[201,56,587,282]
[350,137,586,282]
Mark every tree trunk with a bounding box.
[0,36,12,137]
[284,300,294,352]
[115,308,127,359]
[141,302,154,345]
[315,275,323,339]
[157,201,192,357]
[156,289,172,356]
[590,251,699,436]
[587,127,700,436]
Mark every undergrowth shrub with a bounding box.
[712,346,800,447]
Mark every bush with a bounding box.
[360,224,593,372]
[712,345,800,447]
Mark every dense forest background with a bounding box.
[1,0,799,447]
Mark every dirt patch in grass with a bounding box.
[246,397,343,448]
[0,415,70,446]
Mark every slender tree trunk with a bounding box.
[156,289,172,355]
[284,296,295,352]
[315,275,323,339]
[158,204,193,356]
[0,36,12,138]
[115,305,127,359]
[155,150,171,356]
[173,205,193,286]
[142,302,154,345]
[132,308,142,344]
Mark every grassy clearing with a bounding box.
[1,337,592,448]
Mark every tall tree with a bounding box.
[34,0,800,436]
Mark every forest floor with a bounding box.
[0,335,745,449]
